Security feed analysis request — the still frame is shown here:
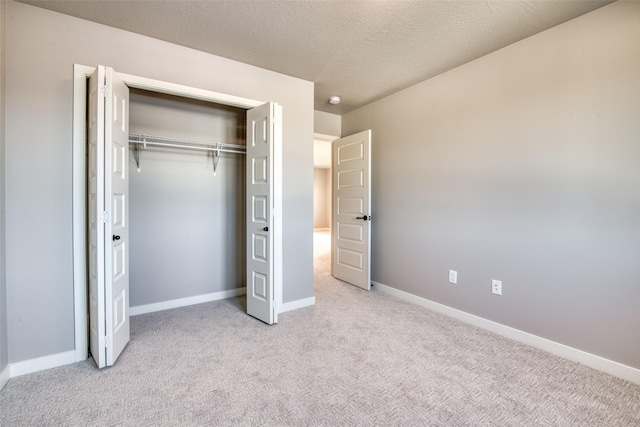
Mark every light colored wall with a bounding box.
[4,1,314,363]
[313,111,337,232]
[313,168,331,229]
[314,110,341,137]
[128,90,246,307]
[325,169,331,230]
[342,1,640,369]
[0,0,8,374]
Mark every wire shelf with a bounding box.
[128,133,246,174]
[129,133,246,153]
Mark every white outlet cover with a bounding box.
[492,280,502,295]
[449,270,457,284]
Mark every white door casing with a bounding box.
[246,102,282,324]
[332,130,372,290]
[88,66,130,368]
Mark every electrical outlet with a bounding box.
[492,280,502,295]
[449,270,457,284]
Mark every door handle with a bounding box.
[356,215,369,221]
[263,227,269,232]
[113,235,121,241]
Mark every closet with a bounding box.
[83,65,282,368]
[128,89,246,310]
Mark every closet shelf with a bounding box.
[129,133,246,154]
[129,133,246,174]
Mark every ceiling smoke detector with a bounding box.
[328,95,341,105]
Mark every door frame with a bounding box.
[72,64,282,361]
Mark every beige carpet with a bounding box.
[1,230,639,426]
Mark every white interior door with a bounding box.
[246,102,282,324]
[88,66,130,368]
[332,130,372,290]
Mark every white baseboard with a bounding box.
[313,228,330,232]
[279,296,315,314]
[0,364,10,391]
[372,281,640,385]
[130,287,246,316]
[9,350,77,378]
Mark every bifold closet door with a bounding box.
[246,102,282,325]
[88,65,131,368]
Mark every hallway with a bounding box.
[313,229,331,276]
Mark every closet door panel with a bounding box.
[104,67,131,366]
[88,65,130,368]
[246,102,280,324]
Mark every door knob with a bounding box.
[113,235,121,241]
[356,215,369,221]
[263,227,269,232]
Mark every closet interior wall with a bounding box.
[128,89,246,309]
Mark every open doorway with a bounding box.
[314,130,373,290]
[313,134,336,278]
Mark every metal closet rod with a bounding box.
[129,133,246,174]
[128,133,246,154]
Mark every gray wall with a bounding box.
[313,168,330,229]
[4,0,314,363]
[314,111,341,136]
[129,91,246,307]
[0,0,8,373]
[342,1,640,369]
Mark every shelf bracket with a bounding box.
[133,134,147,172]
[212,144,220,176]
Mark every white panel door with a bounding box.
[246,102,282,324]
[104,67,130,365]
[88,66,130,368]
[332,130,372,290]
[88,66,107,368]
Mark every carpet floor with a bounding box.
[1,230,639,426]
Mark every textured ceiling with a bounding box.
[19,0,612,114]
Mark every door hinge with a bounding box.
[100,85,109,98]
[101,210,109,223]
[101,335,111,348]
